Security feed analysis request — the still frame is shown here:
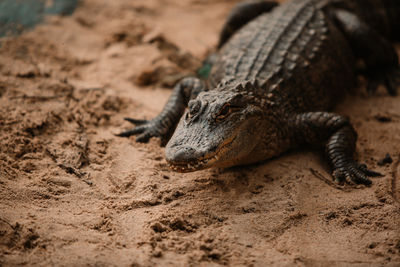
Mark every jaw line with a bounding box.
[167,135,237,173]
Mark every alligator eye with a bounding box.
[216,104,231,121]
[184,111,190,122]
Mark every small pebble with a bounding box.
[378,153,393,166]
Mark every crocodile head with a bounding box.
[165,89,266,172]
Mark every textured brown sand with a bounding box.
[1,0,400,266]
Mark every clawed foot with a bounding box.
[116,117,170,145]
[332,162,382,186]
[366,68,400,96]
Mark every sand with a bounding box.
[0,0,399,266]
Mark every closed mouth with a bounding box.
[167,135,236,173]
[167,153,220,172]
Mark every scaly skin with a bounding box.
[118,0,400,185]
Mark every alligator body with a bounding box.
[118,0,400,185]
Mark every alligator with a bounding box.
[118,0,400,185]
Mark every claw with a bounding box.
[358,164,382,177]
[351,174,372,186]
[333,168,346,184]
[345,173,358,185]
[124,117,148,125]
[136,132,152,143]
[332,161,379,186]
[115,125,146,137]
[117,115,170,145]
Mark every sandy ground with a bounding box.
[1,0,400,266]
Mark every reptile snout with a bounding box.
[165,146,198,163]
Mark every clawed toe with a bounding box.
[136,132,152,143]
[124,117,148,125]
[115,125,146,138]
[116,116,170,145]
[358,164,382,177]
[333,162,380,186]
[116,117,151,139]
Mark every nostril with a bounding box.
[167,146,196,163]
[188,100,201,120]
[189,100,200,114]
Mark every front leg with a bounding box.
[289,112,381,185]
[117,77,205,146]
